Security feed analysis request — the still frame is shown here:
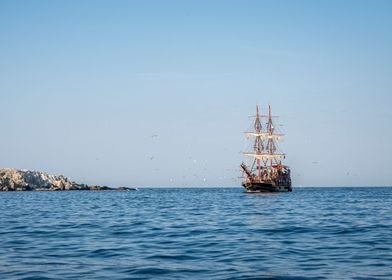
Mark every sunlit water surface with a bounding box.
[1,187,391,279]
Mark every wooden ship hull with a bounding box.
[242,181,292,193]
[240,105,292,193]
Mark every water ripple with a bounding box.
[0,187,391,279]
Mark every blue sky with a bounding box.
[0,0,391,187]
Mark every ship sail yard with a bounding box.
[241,105,292,192]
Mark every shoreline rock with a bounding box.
[0,168,135,192]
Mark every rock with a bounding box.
[117,186,137,191]
[0,168,134,192]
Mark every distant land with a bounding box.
[0,168,134,191]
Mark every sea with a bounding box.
[0,187,391,280]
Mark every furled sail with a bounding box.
[244,132,283,140]
[243,152,286,159]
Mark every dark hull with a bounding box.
[242,182,292,193]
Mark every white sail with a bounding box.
[241,105,292,192]
[243,152,286,159]
[244,132,283,140]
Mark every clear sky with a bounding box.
[0,0,391,187]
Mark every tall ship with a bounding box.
[240,105,292,192]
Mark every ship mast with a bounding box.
[241,104,292,192]
[254,105,263,177]
[267,104,274,167]
[242,105,286,180]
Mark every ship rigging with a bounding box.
[240,105,292,192]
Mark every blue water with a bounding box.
[0,187,391,280]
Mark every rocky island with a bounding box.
[0,168,133,191]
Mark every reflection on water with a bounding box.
[0,187,391,279]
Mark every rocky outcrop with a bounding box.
[0,168,133,191]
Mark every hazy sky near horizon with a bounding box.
[0,0,391,187]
